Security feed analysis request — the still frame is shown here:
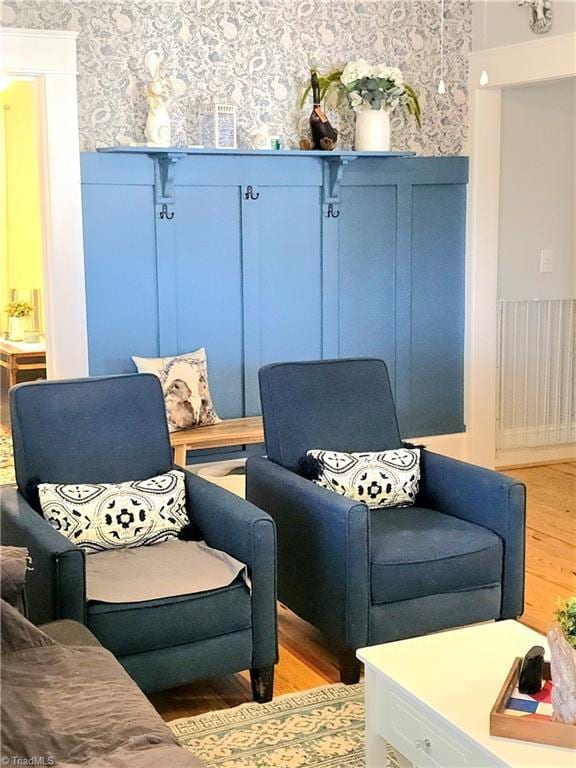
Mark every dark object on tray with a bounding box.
[490,657,576,749]
[309,70,338,151]
[518,645,545,694]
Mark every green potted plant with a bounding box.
[5,301,33,342]
[556,597,576,649]
[548,596,576,724]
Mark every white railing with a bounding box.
[497,299,576,450]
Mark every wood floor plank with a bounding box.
[278,603,339,683]
[552,462,576,478]
[506,461,575,634]
[525,528,576,591]
[151,461,576,721]
[521,571,574,635]
[526,506,574,540]
[271,645,330,696]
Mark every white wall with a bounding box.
[498,78,575,300]
[472,0,576,50]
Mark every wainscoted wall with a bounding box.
[2,0,471,154]
[81,150,468,442]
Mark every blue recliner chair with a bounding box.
[1,374,277,699]
[246,359,525,683]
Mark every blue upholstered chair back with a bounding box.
[10,374,173,504]
[258,359,402,472]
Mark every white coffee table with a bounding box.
[357,621,575,767]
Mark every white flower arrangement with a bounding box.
[301,61,421,126]
[341,61,404,89]
[340,59,417,118]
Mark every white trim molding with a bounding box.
[0,27,89,379]
[497,443,576,469]
[466,33,576,469]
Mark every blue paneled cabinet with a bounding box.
[81,148,468,439]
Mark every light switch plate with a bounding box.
[540,249,554,273]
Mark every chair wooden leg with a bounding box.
[250,666,274,703]
[340,649,361,684]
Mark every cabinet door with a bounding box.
[337,184,397,380]
[172,185,244,419]
[82,183,159,375]
[242,185,323,415]
[408,183,466,437]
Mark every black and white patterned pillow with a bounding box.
[305,448,420,509]
[38,470,189,553]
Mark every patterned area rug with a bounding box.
[0,429,15,486]
[170,683,399,768]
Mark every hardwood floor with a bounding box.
[504,461,576,635]
[150,462,576,721]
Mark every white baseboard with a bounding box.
[496,443,576,469]
[497,423,576,452]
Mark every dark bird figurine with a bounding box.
[309,70,338,151]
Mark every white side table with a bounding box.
[357,621,575,768]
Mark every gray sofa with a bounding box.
[0,546,204,767]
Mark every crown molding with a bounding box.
[0,27,79,76]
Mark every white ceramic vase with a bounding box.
[354,104,391,151]
[8,316,26,342]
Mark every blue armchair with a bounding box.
[246,359,525,683]
[1,374,277,698]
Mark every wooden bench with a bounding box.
[170,416,264,466]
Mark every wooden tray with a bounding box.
[490,658,576,749]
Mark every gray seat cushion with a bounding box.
[87,580,252,657]
[85,539,247,603]
[370,506,503,605]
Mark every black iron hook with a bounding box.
[159,204,175,220]
[326,203,340,218]
[244,186,260,200]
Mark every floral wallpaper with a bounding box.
[1,0,471,154]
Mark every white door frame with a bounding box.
[466,32,576,468]
[0,27,89,379]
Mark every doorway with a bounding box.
[0,27,89,384]
[0,27,89,485]
[496,77,575,466]
[0,74,47,429]
[467,32,576,468]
